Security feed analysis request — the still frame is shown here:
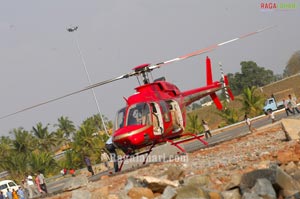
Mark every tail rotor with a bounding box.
[218,62,234,102]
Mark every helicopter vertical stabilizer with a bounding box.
[206,56,222,110]
[206,56,213,85]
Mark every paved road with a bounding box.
[46,109,299,195]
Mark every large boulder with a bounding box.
[281,118,300,140]
[251,178,276,199]
[127,187,154,199]
[135,176,179,193]
[175,185,209,199]
[221,188,241,199]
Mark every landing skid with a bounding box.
[117,133,208,172]
[165,133,208,153]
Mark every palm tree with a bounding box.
[0,136,13,158]
[58,150,82,170]
[29,152,57,176]
[238,86,265,117]
[71,124,104,162]
[54,116,76,140]
[216,107,239,127]
[31,122,57,152]
[10,128,37,154]
[0,152,28,181]
[186,113,202,133]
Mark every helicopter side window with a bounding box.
[160,101,170,122]
[114,107,126,130]
[127,103,150,126]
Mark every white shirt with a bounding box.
[27,176,34,186]
[246,118,251,126]
[203,123,209,131]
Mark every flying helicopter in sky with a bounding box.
[0,26,274,161]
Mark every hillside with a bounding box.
[194,73,300,130]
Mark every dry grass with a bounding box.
[191,74,300,130]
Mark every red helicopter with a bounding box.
[111,56,232,155]
[0,26,273,164]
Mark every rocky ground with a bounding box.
[45,117,300,199]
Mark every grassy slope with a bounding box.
[189,73,300,130]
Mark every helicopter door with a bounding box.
[169,100,184,132]
[151,102,164,135]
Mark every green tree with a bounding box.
[10,128,36,154]
[81,114,113,142]
[284,51,300,77]
[28,152,57,175]
[58,150,82,170]
[185,113,202,133]
[54,116,76,140]
[228,61,276,95]
[71,124,104,163]
[238,86,265,117]
[216,103,239,127]
[0,136,13,159]
[32,122,57,152]
[0,152,28,181]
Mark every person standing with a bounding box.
[244,114,256,133]
[268,110,276,123]
[6,189,12,199]
[17,187,25,199]
[202,119,212,139]
[35,174,43,194]
[0,191,4,199]
[288,94,300,114]
[105,136,119,173]
[283,99,293,116]
[100,149,110,169]
[38,171,47,194]
[84,156,94,176]
[26,175,38,198]
[11,189,18,199]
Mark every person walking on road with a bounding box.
[268,110,276,123]
[105,136,119,173]
[84,156,95,176]
[201,119,212,139]
[38,171,47,194]
[244,114,256,133]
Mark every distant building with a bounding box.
[202,101,213,107]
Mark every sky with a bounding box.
[0,0,299,136]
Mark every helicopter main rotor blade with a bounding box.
[149,25,275,70]
[0,74,130,120]
[0,26,275,120]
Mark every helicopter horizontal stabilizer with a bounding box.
[210,93,222,110]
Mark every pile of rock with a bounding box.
[111,160,300,199]
[45,118,300,199]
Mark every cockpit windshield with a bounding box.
[127,103,151,126]
[114,107,126,131]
